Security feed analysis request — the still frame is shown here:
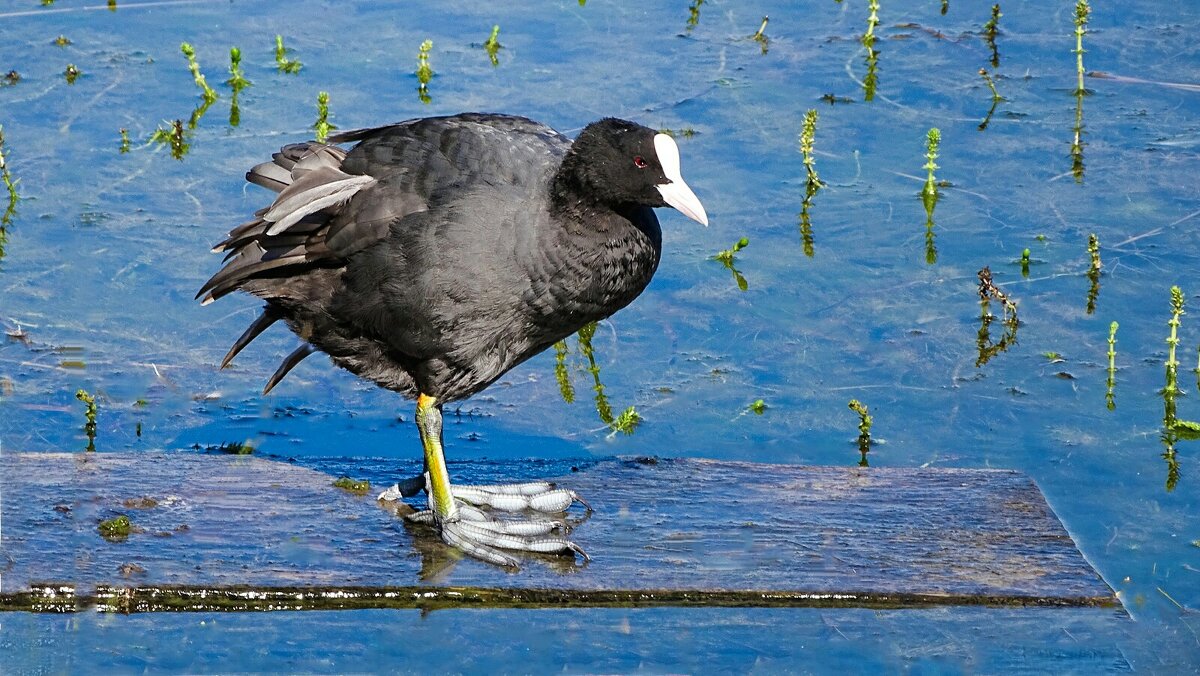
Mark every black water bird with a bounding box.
[199,113,708,566]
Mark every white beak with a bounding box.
[653,133,709,226]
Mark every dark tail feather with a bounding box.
[263,344,316,395]
[221,307,280,369]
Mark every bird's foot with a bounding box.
[381,475,591,568]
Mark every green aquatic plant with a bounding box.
[53,34,71,47]
[1086,233,1101,314]
[922,128,941,210]
[686,0,704,32]
[860,0,880,100]
[1020,247,1031,278]
[847,399,872,466]
[975,267,1019,367]
[1106,321,1118,411]
[749,399,767,415]
[333,476,371,494]
[64,63,80,84]
[983,4,1002,68]
[798,110,822,257]
[1160,287,1198,492]
[313,91,336,143]
[1073,0,1090,96]
[150,119,190,160]
[180,43,218,103]
[1165,286,1185,401]
[76,388,97,452]
[922,128,941,264]
[98,515,132,540]
[713,237,749,290]
[978,68,1003,131]
[577,321,640,434]
[214,441,254,455]
[553,339,575,403]
[862,0,880,49]
[3,70,19,86]
[751,16,770,54]
[119,128,130,154]
[799,109,822,192]
[658,127,696,139]
[0,125,18,209]
[227,46,251,91]
[483,25,502,66]
[275,35,302,74]
[416,39,434,104]
[1069,1,1090,182]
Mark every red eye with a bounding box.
[633,156,647,169]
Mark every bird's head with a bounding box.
[565,118,708,226]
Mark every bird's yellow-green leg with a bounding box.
[404,392,591,568]
[415,393,458,521]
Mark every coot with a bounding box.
[199,113,707,567]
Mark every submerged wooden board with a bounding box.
[0,453,1115,611]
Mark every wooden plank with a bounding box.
[0,453,1115,611]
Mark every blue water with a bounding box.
[1,0,1199,672]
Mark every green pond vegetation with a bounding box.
[798,109,821,257]
[847,399,872,467]
[416,39,433,104]
[921,127,941,264]
[713,237,750,291]
[76,388,97,452]
[313,91,335,144]
[274,34,302,74]
[97,514,132,540]
[483,25,502,66]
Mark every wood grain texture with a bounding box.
[0,453,1115,611]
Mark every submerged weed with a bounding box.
[275,35,302,74]
[227,46,251,91]
[983,4,1002,68]
[313,91,336,143]
[976,267,1019,367]
[713,237,750,291]
[798,110,822,257]
[1106,321,1118,411]
[180,43,218,103]
[751,16,770,54]
[483,25,502,66]
[333,476,371,494]
[1020,248,1031,278]
[119,128,130,154]
[577,321,640,434]
[1073,0,1091,96]
[1161,286,1197,492]
[76,388,97,452]
[98,515,132,540]
[978,68,1004,130]
[749,399,767,415]
[1086,233,1101,314]
[847,399,872,466]
[416,39,434,104]
[150,119,190,160]
[0,125,19,209]
[686,0,704,32]
[553,339,575,403]
[922,128,941,264]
